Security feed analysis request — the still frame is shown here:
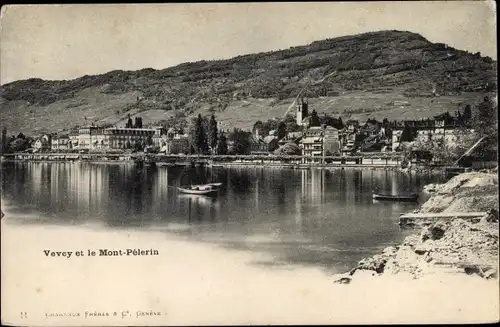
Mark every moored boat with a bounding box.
[178,184,219,196]
[190,182,223,189]
[372,193,419,202]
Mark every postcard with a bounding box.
[1,2,498,326]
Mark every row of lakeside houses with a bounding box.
[31,103,472,156]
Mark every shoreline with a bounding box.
[1,157,448,173]
[334,170,499,284]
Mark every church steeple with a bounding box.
[296,97,309,125]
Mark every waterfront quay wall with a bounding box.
[1,153,451,172]
[213,160,401,170]
[2,152,404,166]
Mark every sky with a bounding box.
[0,2,497,85]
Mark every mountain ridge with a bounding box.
[1,30,497,134]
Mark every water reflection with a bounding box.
[177,194,219,223]
[1,161,445,273]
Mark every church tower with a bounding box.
[296,97,309,125]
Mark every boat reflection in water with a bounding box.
[372,193,419,202]
[177,193,220,223]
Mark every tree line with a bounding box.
[189,113,228,155]
[190,114,265,155]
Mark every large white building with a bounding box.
[391,118,474,152]
[76,126,107,150]
[51,135,70,151]
[69,125,167,150]
[299,126,323,162]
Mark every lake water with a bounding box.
[0,161,445,274]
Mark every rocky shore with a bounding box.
[335,170,499,284]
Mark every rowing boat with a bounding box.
[190,182,222,189]
[372,193,419,202]
[178,185,219,195]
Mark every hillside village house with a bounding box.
[249,134,268,154]
[166,137,190,154]
[300,126,324,162]
[51,135,70,151]
[159,137,190,154]
[249,128,283,154]
[278,131,302,147]
[158,128,190,154]
[69,130,79,148]
[301,125,344,161]
[154,127,174,148]
[33,135,51,152]
[151,127,168,147]
[340,120,360,154]
[323,126,341,155]
[391,115,473,152]
[433,119,474,145]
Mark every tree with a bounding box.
[382,118,392,139]
[400,123,416,142]
[229,128,251,154]
[126,115,133,128]
[319,114,344,129]
[337,117,344,129]
[283,114,302,133]
[277,121,287,140]
[191,114,208,154]
[134,117,143,128]
[133,139,144,152]
[253,119,278,137]
[474,96,498,138]
[267,139,279,152]
[309,110,320,127]
[216,132,228,155]
[252,121,263,134]
[207,114,218,153]
[463,104,472,123]
[9,138,29,152]
[4,135,16,153]
[274,142,301,155]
